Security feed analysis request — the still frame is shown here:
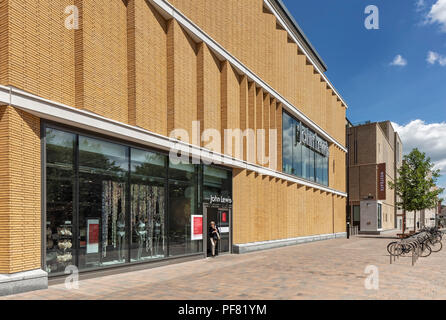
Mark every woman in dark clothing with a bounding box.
[208,221,220,257]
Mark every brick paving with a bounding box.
[3,232,446,300]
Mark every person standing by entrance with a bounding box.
[209,221,221,257]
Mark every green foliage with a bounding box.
[389,148,444,211]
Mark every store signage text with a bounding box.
[377,163,386,200]
[210,195,233,205]
[296,123,329,157]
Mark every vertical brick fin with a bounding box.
[199,43,221,150]
[127,0,136,126]
[74,0,84,110]
[220,61,228,153]
[131,0,167,135]
[166,19,175,137]
[0,0,9,85]
[247,82,256,163]
[263,93,270,164]
[81,0,128,123]
[197,42,205,146]
[0,106,40,274]
[239,76,248,161]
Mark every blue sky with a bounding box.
[282,0,446,200]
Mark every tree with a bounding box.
[389,148,444,233]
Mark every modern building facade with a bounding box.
[347,121,402,234]
[0,0,347,295]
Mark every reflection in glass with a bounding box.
[168,162,200,257]
[45,129,76,275]
[282,111,329,186]
[130,149,166,261]
[78,136,129,269]
[282,112,294,175]
[203,166,232,254]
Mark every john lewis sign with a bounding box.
[296,123,329,157]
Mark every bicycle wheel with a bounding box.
[387,242,401,256]
[429,240,442,253]
[420,243,432,258]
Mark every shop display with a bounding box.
[101,181,126,260]
[46,222,73,274]
[131,184,165,260]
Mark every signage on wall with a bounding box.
[87,219,99,254]
[209,195,232,205]
[191,215,203,241]
[296,123,329,157]
[377,163,386,200]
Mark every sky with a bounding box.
[282,0,446,200]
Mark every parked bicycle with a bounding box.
[387,227,444,260]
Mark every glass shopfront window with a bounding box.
[44,125,230,275]
[282,111,329,186]
[45,128,76,275]
[168,162,200,257]
[130,149,167,262]
[282,112,294,175]
[78,136,129,270]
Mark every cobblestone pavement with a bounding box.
[4,232,446,300]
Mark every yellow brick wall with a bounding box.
[167,19,198,143]
[0,106,40,274]
[3,0,75,106]
[233,169,344,244]
[198,43,221,146]
[80,0,128,123]
[128,0,168,135]
[0,1,347,264]
[169,0,346,145]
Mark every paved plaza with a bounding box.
[3,232,446,300]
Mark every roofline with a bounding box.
[273,0,328,72]
[265,0,348,108]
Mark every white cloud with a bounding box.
[426,50,446,66]
[392,120,446,198]
[427,0,446,32]
[416,0,426,12]
[390,54,408,67]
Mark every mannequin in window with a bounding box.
[117,199,126,262]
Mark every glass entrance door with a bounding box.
[205,205,231,256]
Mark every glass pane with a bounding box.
[78,136,129,270]
[168,162,201,257]
[45,128,76,275]
[378,204,382,229]
[353,206,360,222]
[308,149,315,182]
[292,121,302,177]
[282,112,293,175]
[130,149,167,262]
[203,166,232,201]
[203,166,232,256]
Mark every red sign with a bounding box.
[191,215,203,240]
[222,212,227,223]
[89,224,99,244]
[377,163,386,200]
[87,219,99,254]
